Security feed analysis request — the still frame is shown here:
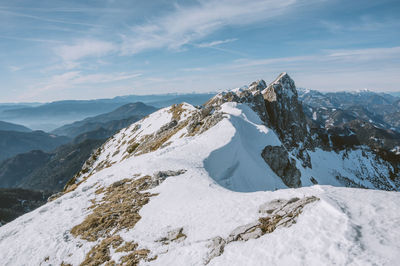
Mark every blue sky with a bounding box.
[0,0,399,102]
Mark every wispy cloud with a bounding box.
[187,46,400,91]
[8,66,21,72]
[321,16,400,33]
[197,38,237,48]
[229,46,400,69]
[72,72,142,84]
[0,9,103,27]
[23,70,141,100]
[0,34,63,43]
[120,0,305,55]
[55,39,117,63]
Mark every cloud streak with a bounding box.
[120,0,303,55]
[197,38,238,48]
[29,71,142,98]
[55,39,117,63]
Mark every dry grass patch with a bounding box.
[71,175,162,265]
[71,176,156,241]
[119,249,153,265]
[168,103,186,120]
[126,142,139,154]
[80,235,123,266]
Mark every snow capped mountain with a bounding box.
[0,74,399,265]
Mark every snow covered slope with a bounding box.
[0,74,399,265]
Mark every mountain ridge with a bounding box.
[0,73,399,265]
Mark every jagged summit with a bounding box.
[263,72,297,100]
[0,73,399,265]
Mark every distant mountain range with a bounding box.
[0,121,31,132]
[52,102,157,138]
[0,102,159,193]
[298,88,400,132]
[0,139,104,192]
[0,93,215,131]
[0,130,70,162]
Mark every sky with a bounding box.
[0,0,399,102]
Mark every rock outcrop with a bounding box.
[262,72,311,149]
[205,196,319,264]
[205,80,270,123]
[261,145,302,188]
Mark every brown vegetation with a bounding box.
[70,175,163,265]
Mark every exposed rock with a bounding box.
[154,169,187,179]
[186,110,224,136]
[261,145,302,188]
[205,80,270,124]
[310,176,318,185]
[148,169,187,189]
[227,221,262,242]
[156,227,187,245]
[204,237,226,265]
[262,73,311,149]
[158,120,178,134]
[206,73,313,169]
[205,196,319,264]
[296,148,312,168]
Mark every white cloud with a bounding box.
[32,71,141,96]
[228,46,400,69]
[72,72,142,84]
[55,39,116,62]
[120,0,303,55]
[8,66,21,72]
[197,38,237,48]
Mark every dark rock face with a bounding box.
[262,73,310,149]
[261,145,301,188]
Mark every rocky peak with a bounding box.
[263,72,297,102]
[261,73,311,150]
[205,80,270,123]
[249,79,267,91]
[207,73,311,150]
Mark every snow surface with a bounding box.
[0,101,399,265]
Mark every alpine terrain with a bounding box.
[0,73,399,265]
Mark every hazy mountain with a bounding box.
[0,121,31,132]
[16,139,104,192]
[0,103,157,194]
[0,150,52,188]
[0,93,215,131]
[0,130,70,162]
[52,102,157,138]
[388,91,400,97]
